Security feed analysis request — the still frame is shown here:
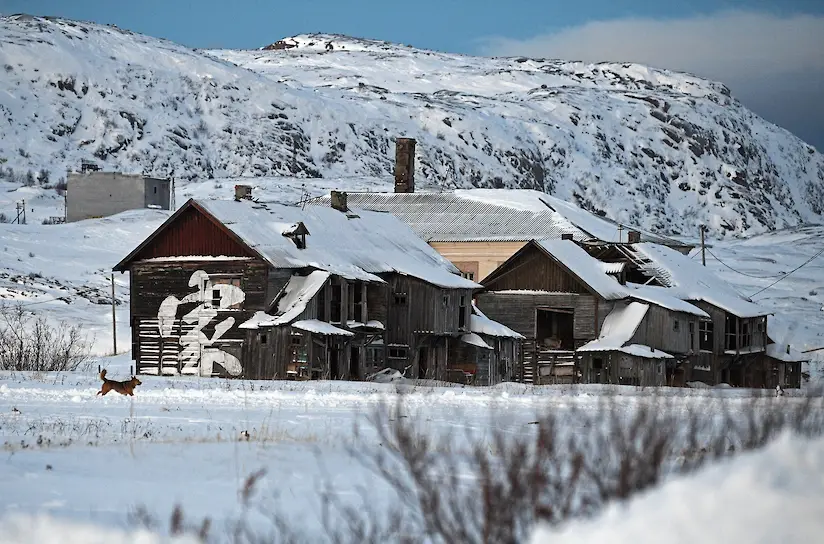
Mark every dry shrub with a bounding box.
[131,390,824,543]
[0,303,92,371]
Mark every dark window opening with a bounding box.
[393,292,407,306]
[153,186,157,194]
[353,283,365,323]
[673,319,680,332]
[458,295,467,329]
[211,288,221,307]
[741,321,752,349]
[260,333,268,345]
[536,308,574,350]
[388,347,407,359]
[316,285,326,321]
[442,294,449,307]
[699,320,714,351]
[591,357,604,384]
[331,283,342,323]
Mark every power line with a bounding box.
[750,245,824,298]
[703,247,782,279]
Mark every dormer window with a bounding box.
[282,221,310,249]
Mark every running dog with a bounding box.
[97,369,142,396]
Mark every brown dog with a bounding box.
[97,369,142,396]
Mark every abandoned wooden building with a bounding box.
[477,239,709,386]
[315,138,694,281]
[586,241,804,389]
[113,192,519,381]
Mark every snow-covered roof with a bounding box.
[578,301,672,359]
[631,243,769,318]
[292,319,354,336]
[765,343,809,363]
[271,271,329,323]
[535,239,628,300]
[470,304,525,339]
[625,283,710,318]
[319,190,688,246]
[189,199,479,290]
[460,332,493,350]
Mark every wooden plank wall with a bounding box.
[482,244,590,294]
[476,292,600,342]
[630,305,699,355]
[130,259,269,376]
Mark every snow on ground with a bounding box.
[531,431,824,544]
[0,371,817,542]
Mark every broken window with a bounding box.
[331,282,343,323]
[699,320,713,351]
[352,283,366,323]
[388,347,408,359]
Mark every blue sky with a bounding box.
[2,0,823,149]
[1,0,819,52]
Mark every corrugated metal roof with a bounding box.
[313,190,685,246]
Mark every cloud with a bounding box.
[478,11,824,149]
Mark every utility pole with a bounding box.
[700,225,707,266]
[111,273,117,355]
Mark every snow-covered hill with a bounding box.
[1,15,823,238]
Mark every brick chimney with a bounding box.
[330,190,348,212]
[627,230,641,244]
[394,138,416,193]
[234,184,252,201]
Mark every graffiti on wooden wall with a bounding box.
[157,270,245,376]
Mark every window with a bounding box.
[458,295,467,329]
[316,286,326,321]
[211,288,221,307]
[393,292,407,306]
[699,320,714,351]
[260,333,268,345]
[442,294,449,307]
[352,283,366,323]
[461,271,475,281]
[331,283,342,322]
[388,347,408,359]
[689,322,695,350]
[740,321,752,349]
[673,319,680,332]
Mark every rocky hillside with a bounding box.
[1,15,822,237]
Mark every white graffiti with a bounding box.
[157,270,246,377]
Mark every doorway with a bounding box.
[349,346,361,381]
[330,344,340,379]
[418,346,429,379]
[535,308,574,350]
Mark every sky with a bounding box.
[1,0,823,150]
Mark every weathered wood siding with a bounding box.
[265,269,294,309]
[129,259,268,377]
[578,352,666,387]
[482,244,590,294]
[630,305,699,355]
[385,275,471,340]
[476,292,600,342]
